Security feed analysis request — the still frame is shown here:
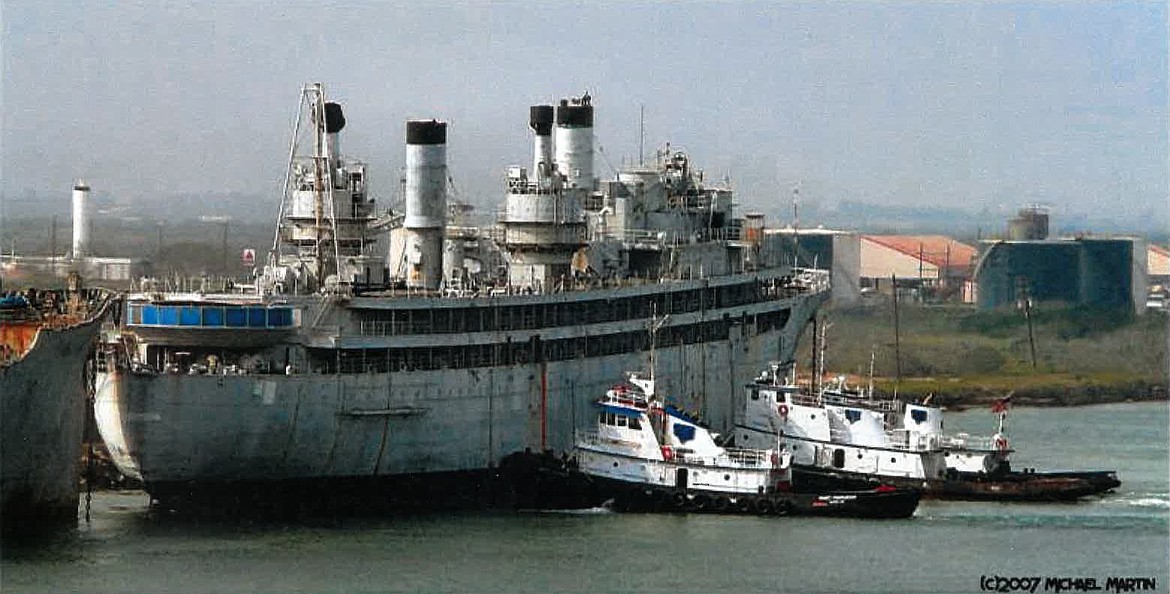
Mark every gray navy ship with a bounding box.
[2,276,113,535]
[94,83,830,510]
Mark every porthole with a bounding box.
[724,474,731,481]
[612,462,619,467]
[891,457,897,463]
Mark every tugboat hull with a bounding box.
[785,488,921,519]
[552,470,920,519]
[792,464,1120,502]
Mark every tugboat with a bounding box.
[572,367,921,519]
[896,392,1120,500]
[736,363,948,494]
[736,363,1120,501]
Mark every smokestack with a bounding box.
[554,94,594,190]
[403,120,448,290]
[71,180,90,259]
[530,105,554,177]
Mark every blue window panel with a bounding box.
[180,307,201,326]
[268,308,292,327]
[202,307,224,326]
[159,306,179,325]
[672,423,696,443]
[225,307,247,327]
[140,305,158,325]
[248,307,267,327]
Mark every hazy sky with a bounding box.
[2,1,1166,227]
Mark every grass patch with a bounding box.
[805,303,1168,384]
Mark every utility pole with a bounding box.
[199,215,232,275]
[50,215,57,264]
[1018,276,1038,369]
[892,273,902,391]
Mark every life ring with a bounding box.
[778,404,789,418]
[660,445,674,461]
[994,436,1009,451]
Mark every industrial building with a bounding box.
[0,181,145,287]
[859,235,978,302]
[1148,244,1169,288]
[974,238,1147,313]
[971,208,1148,313]
[764,227,861,305]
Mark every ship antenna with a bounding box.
[639,103,644,166]
[816,319,831,396]
[791,186,800,268]
[647,303,669,395]
[867,349,876,399]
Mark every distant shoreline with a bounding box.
[879,377,1168,411]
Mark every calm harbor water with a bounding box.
[2,401,1167,594]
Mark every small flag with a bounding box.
[991,393,1013,414]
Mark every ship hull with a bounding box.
[96,291,826,508]
[791,464,1120,501]
[1,314,105,536]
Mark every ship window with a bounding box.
[202,306,224,326]
[629,418,642,430]
[844,410,861,423]
[226,307,247,327]
[911,409,928,424]
[179,306,201,326]
[159,306,179,325]
[248,307,268,327]
[617,416,628,428]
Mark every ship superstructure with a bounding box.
[94,84,830,508]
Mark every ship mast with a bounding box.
[269,83,350,292]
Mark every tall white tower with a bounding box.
[71,180,91,260]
